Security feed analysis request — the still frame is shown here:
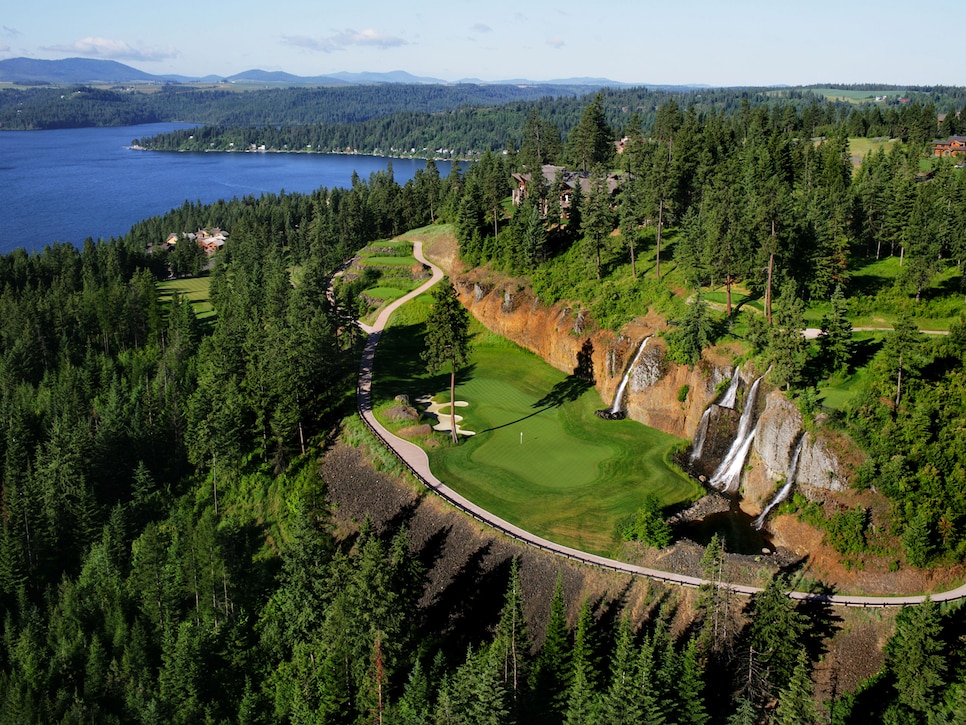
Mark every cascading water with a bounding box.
[708,374,765,493]
[689,366,740,463]
[689,407,712,462]
[753,436,805,529]
[609,336,652,415]
[718,364,741,409]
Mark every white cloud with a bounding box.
[471,23,492,34]
[3,26,21,37]
[44,37,178,62]
[546,36,565,49]
[282,28,407,53]
[0,44,9,53]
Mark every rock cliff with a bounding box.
[456,271,729,440]
[455,270,855,503]
[753,393,847,492]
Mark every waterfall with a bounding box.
[689,407,712,462]
[609,336,652,415]
[718,364,741,409]
[689,365,739,463]
[708,374,765,493]
[754,436,805,529]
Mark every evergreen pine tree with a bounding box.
[563,601,599,725]
[675,638,709,725]
[768,280,808,390]
[492,557,532,710]
[529,574,571,723]
[819,284,854,375]
[726,697,759,725]
[886,598,946,714]
[746,575,807,697]
[635,633,666,725]
[771,649,818,725]
[599,616,643,724]
[422,278,472,444]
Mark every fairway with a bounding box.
[374,316,702,557]
[157,276,213,319]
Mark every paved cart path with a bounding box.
[355,242,966,608]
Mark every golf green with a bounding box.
[420,340,702,556]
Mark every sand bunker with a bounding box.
[417,394,476,436]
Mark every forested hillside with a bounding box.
[2,87,966,722]
[449,94,966,572]
[134,84,966,159]
[0,83,588,130]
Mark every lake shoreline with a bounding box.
[0,123,454,254]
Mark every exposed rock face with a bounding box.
[796,433,849,493]
[754,392,803,482]
[454,270,852,494]
[752,391,848,496]
[457,273,730,440]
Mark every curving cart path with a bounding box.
[355,242,966,608]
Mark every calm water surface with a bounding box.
[0,123,452,255]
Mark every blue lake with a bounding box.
[0,123,453,255]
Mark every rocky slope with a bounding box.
[456,269,725,440]
[453,267,855,508]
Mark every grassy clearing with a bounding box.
[361,255,417,267]
[816,336,881,410]
[338,238,433,325]
[399,224,457,245]
[372,308,702,557]
[848,136,896,160]
[157,275,213,319]
[364,287,407,302]
[808,89,891,103]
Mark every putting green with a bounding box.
[421,341,702,556]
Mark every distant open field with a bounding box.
[804,88,899,103]
[848,136,896,160]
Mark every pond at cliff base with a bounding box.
[676,506,773,556]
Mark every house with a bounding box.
[512,165,621,216]
[195,227,229,255]
[511,165,567,206]
[932,135,966,157]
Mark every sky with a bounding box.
[2,0,964,87]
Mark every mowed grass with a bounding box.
[362,255,417,267]
[373,311,702,557]
[848,136,896,160]
[157,275,213,319]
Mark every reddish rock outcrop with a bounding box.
[455,270,730,440]
[454,268,856,501]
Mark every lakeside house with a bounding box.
[932,135,966,157]
[195,228,228,255]
[157,227,229,254]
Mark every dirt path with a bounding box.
[803,326,949,339]
[354,241,966,607]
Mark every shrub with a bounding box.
[621,495,672,548]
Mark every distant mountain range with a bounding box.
[0,56,672,89]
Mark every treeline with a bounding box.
[456,97,966,305]
[0,83,587,131]
[135,86,966,159]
